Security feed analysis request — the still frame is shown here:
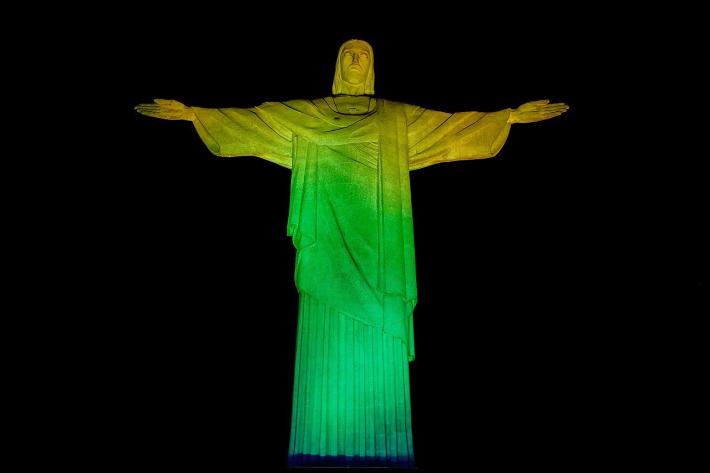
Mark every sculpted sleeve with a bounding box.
[405,103,512,171]
[191,106,294,169]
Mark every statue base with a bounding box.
[288,454,416,469]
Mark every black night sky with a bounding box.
[64,7,705,472]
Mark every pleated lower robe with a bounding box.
[288,292,414,467]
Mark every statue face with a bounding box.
[340,44,371,85]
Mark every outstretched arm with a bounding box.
[135,98,293,169]
[407,99,569,170]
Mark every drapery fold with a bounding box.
[288,292,415,468]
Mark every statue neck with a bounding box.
[332,95,375,115]
[339,81,366,96]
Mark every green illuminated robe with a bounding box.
[192,97,511,467]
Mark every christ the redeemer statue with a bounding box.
[136,39,568,468]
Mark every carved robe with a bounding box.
[192,96,511,467]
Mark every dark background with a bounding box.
[58,7,704,472]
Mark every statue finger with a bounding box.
[542,105,568,112]
[135,109,164,118]
[541,106,568,113]
[136,106,176,118]
[135,107,164,115]
[135,106,163,115]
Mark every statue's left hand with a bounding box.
[509,100,569,124]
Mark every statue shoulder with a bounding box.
[377,99,425,123]
[256,98,313,110]
[252,98,323,119]
[372,98,419,111]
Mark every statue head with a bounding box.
[332,39,375,96]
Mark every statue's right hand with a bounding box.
[135,99,196,121]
